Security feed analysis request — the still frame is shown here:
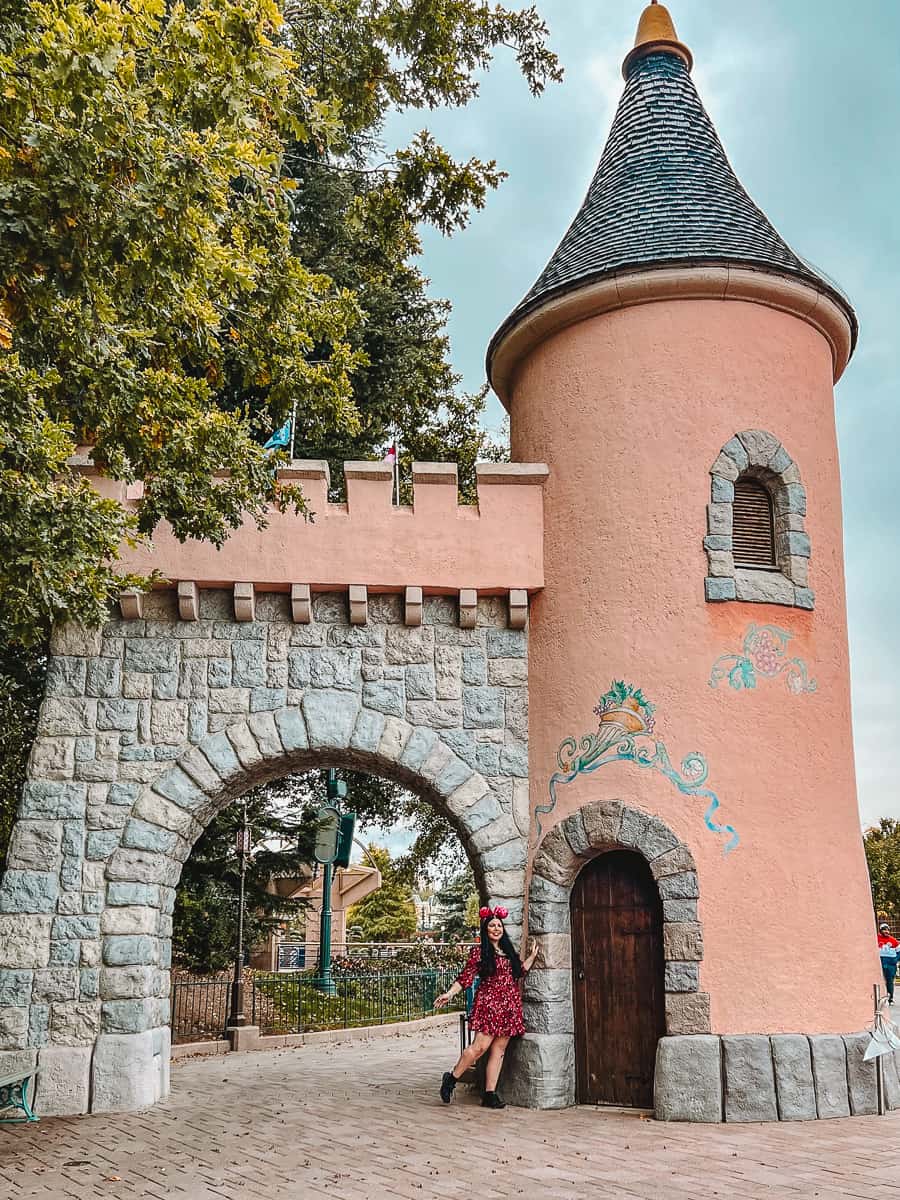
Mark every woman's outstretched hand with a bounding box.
[523,940,539,971]
[434,991,451,1009]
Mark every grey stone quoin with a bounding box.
[0,590,530,1115]
[705,429,814,609]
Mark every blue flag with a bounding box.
[263,420,291,451]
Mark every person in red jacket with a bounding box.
[878,923,900,1003]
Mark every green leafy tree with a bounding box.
[436,866,477,939]
[864,819,900,918]
[172,794,316,974]
[283,151,505,502]
[464,890,482,930]
[253,767,466,882]
[0,643,46,869]
[0,0,367,646]
[0,0,557,645]
[346,844,417,942]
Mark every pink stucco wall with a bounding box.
[113,466,547,594]
[510,296,878,1035]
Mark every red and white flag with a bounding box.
[384,442,397,466]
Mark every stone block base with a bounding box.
[502,1032,575,1109]
[227,1024,261,1052]
[655,1035,723,1122]
[35,1045,92,1116]
[91,1026,170,1113]
[655,1032,889,1123]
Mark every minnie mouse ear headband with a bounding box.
[480,905,508,920]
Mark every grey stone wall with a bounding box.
[0,589,530,1116]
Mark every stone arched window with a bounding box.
[704,430,812,609]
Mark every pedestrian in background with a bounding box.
[878,922,900,1003]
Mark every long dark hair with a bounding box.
[478,917,524,981]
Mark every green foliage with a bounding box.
[0,640,46,870]
[172,794,316,974]
[1,0,368,644]
[864,819,900,917]
[0,0,557,645]
[464,890,482,929]
[283,148,506,503]
[436,865,478,938]
[346,844,417,942]
[332,942,468,974]
[259,766,466,882]
[254,966,464,1032]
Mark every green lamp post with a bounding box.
[313,769,355,995]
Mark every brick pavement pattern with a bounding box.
[3,1025,900,1200]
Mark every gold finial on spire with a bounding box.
[622,2,693,78]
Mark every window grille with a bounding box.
[732,479,777,569]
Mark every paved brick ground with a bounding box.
[4,1025,900,1199]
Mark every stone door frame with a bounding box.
[503,800,707,1110]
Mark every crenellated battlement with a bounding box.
[74,458,548,624]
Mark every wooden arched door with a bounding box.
[571,850,665,1107]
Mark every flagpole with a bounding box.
[289,397,297,462]
[393,430,400,506]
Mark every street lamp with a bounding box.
[313,769,355,995]
[228,801,251,1029]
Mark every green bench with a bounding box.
[0,1070,38,1124]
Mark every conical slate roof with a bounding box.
[487,7,856,380]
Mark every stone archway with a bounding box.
[96,709,523,1112]
[0,588,531,1116]
[503,800,705,1110]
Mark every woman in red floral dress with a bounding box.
[434,906,538,1109]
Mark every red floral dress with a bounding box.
[456,945,526,1037]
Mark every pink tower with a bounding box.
[491,4,880,1119]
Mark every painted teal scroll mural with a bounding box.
[536,681,739,854]
[709,624,816,694]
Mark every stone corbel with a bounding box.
[119,590,144,620]
[349,584,368,626]
[233,582,256,622]
[177,581,199,622]
[291,583,311,624]
[459,589,477,630]
[508,589,528,630]
[405,586,423,627]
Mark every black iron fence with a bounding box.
[275,941,474,970]
[170,976,232,1043]
[251,969,465,1035]
[170,969,466,1044]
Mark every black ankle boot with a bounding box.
[440,1071,457,1104]
[481,1090,506,1109]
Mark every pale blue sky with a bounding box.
[379,0,900,831]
